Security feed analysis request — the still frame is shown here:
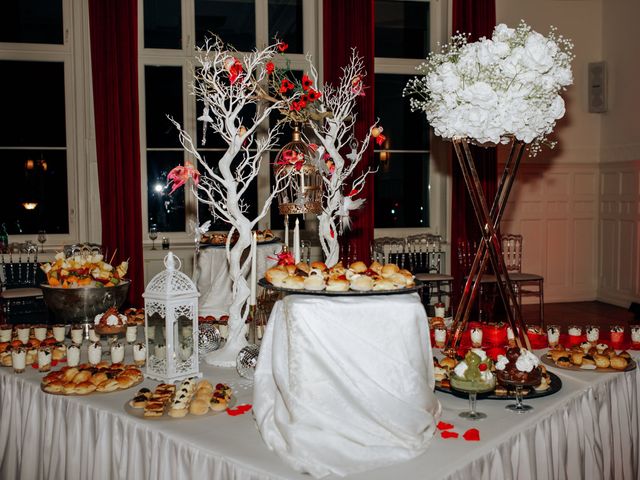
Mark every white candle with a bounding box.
[284,217,289,248]
[300,171,305,198]
[294,218,301,264]
[250,231,257,306]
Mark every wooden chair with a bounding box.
[501,234,544,328]
[456,239,498,323]
[0,245,48,324]
[407,234,453,312]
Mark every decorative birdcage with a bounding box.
[274,125,323,215]
[143,252,201,382]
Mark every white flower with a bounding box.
[493,23,516,42]
[549,96,566,120]
[437,62,461,92]
[521,32,555,73]
[460,82,497,109]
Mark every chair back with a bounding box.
[501,234,523,273]
[371,237,407,267]
[63,243,103,258]
[1,245,42,289]
[456,239,479,274]
[406,234,444,274]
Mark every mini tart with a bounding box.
[556,356,572,368]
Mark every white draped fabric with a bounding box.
[0,348,639,479]
[253,294,442,478]
[195,243,280,317]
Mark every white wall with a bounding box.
[597,0,640,306]
[495,0,603,302]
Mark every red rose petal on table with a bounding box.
[441,431,459,439]
[227,404,253,416]
[437,421,455,431]
[463,428,480,441]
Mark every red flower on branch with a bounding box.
[265,61,275,74]
[277,41,288,52]
[301,94,309,103]
[371,126,386,146]
[279,78,295,93]
[224,57,244,85]
[301,74,313,91]
[268,250,295,265]
[167,161,200,194]
[307,89,321,102]
[351,75,365,96]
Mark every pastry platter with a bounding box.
[435,372,562,400]
[258,278,425,296]
[124,395,236,420]
[41,364,144,395]
[540,353,636,373]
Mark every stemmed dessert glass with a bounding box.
[37,230,47,253]
[451,383,494,420]
[149,225,158,250]
[501,378,538,413]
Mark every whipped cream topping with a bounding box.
[547,326,559,335]
[580,341,592,353]
[470,348,487,361]
[94,313,125,326]
[480,370,494,382]
[495,355,508,371]
[586,327,599,342]
[133,343,146,361]
[453,361,468,378]
[631,327,640,342]
[38,349,52,365]
[470,328,483,343]
[596,343,608,353]
[515,348,540,373]
[568,327,582,336]
[434,328,447,342]
[610,326,624,333]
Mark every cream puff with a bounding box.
[350,275,374,292]
[349,261,368,273]
[281,275,305,290]
[381,263,400,278]
[326,277,350,292]
[303,274,325,291]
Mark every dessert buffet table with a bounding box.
[195,242,281,317]
[0,353,638,479]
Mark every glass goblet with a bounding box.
[37,230,47,253]
[149,226,158,250]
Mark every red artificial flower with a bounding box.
[301,74,313,91]
[371,126,387,146]
[224,57,244,85]
[268,250,295,266]
[277,41,288,52]
[330,228,335,239]
[301,94,309,103]
[279,78,295,94]
[307,89,321,102]
[325,159,335,175]
[479,363,488,371]
[298,99,307,109]
[308,143,318,152]
[167,161,200,194]
[351,75,365,96]
[347,188,358,197]
[265,61,275,75]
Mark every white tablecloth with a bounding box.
[195,243,281,317]
[253,294,442,478]
[0,349,639,479]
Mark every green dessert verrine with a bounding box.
[450,349,496,394]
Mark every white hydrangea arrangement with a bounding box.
[404,21,574,154]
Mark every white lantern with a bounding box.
[143,252,201,382]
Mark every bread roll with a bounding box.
[326,277,350,292]
[72,370,92,384]
[63,367,79,382]
[350,275,374,291]
[76,382,97,394]
[328,262,346,276]
[284,265,297,276]
[303,274,325,291]
[189,398,210,415]
[44,381,65,393]
[349,261,367,273]
[310,261,327,271]
[281,275,305,290]
[90,372,109,386]
[381,263,400,278]
[265,267,288,285]
[610,355,628,371]
[594,354,610,369]
[369,261,383,274]
[389,273,408,287]
[373,278,395,291]
[168,407,188,418]
[295,262,310,275]
[549,349,568,362]
[440,357,457,370]
[570,352,584,366]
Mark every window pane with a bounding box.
[195,0,255,51]
[375,73,429,151]
[144,0,182,49]
[0,149,69,234]
[145,66,183,148]
[269,0,303,53]
[196,101,256,148]
[374,152,429,228]
[375,0,429,59]
[147,151,185,232]
[0,0,63,44]
[197,154,258,231]
[0,61,66,147]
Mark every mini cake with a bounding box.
[567,326,582,338]
[52,324,66,343]
[609,325,625,344]
[67,344,81,367]
[88,342,102,365]
[450,349,495,393]
[495,347,542,386]
[586,326,600,343]
[546,325,560,347]
[0,325,12,342]
[11,347,26,373]
[470,327,483,347]
[631,326,640,344]
[94,307,127,334]
[133,342,146,366]
[110,342,125,364]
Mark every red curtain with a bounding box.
[323,0,375,264]
[450,0,497,296]
[89,0,144,305]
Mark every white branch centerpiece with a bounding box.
[404,21,574,154]
[304,50,379,266]
[168,37,294,366]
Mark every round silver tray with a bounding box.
[435,371,562,400]
[199,238,281,249]
[258,278,424,296]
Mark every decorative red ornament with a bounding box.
[265,61,275,74]
[301,74,313,91]
[279,78,295,94]
[167,161,200,194]
[268,250,295,266]
[347,188,358,197]
[224,58,244,84]
[478,363,488,371]
[277,41,288,52]
[307,89,321,102]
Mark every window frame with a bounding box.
[0,0,93,248]
[373,0,450,239]
[138,0,321,246]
